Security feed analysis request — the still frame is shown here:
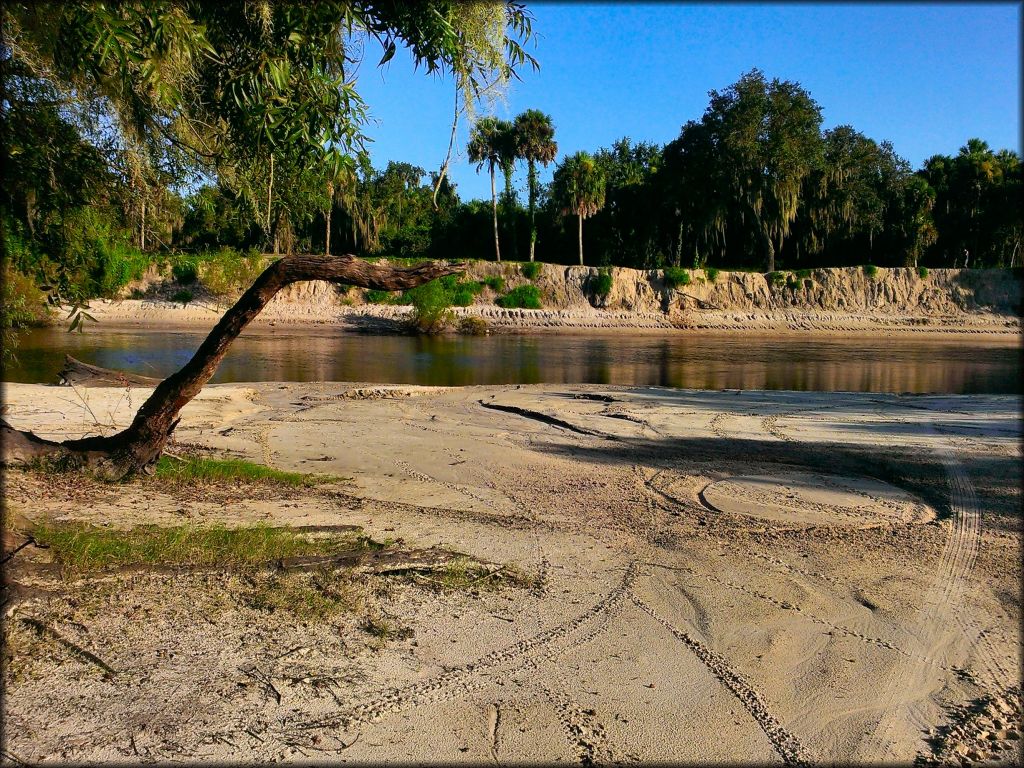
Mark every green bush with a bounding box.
[863,264,879,279]
[198,247,265,297]
[172,289,194,305]
[593,269,613,298]
[481,275,505,293]
[96,243,150,297]
[458,316,489,335]
[918,266,929,279]
[365,289,394,304]
[705,267,719,283]
[766,271,785,287]
[405,280,454,334]
[2,265,51,366]
[520,261,541,281]
[496,284,542,309]
[794,268,813,280]
[663,267,691,289]
[172,258,199,284]
[451,289,476,307]
[785,274,799,290]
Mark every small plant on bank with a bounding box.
[520,261,541,281]
[663,266,691,289]
[863,264,879,279]
[171,258,199,284]
[918,266,929,279]
[365,289,395,304]
[496,284,543,309]
[458,316,489,335]
[704,267,719,283]
[171,288,193,305]
[481,275,505,293]
[405,280,454,334]
[593,269,613,298]
[766,271,786,287]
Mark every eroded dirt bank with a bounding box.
[2,382,1021,764]
[82,264,1021,334]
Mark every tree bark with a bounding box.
[578,214,584,266]
[528,160,538,262]
[1,255,464,480]
[491,166,501,263]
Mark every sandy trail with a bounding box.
[2,382,1020,764]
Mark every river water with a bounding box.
[3,327,1020,395]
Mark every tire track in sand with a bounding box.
[629,592,811,766]
[856,430,1008,760]
[282,563,639,735]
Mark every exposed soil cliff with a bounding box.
[99,263,1020,334]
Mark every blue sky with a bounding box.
[355,2,1021,202]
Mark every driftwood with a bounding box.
[1,255,464,479]
[678,292,721,310]
[58,355,162,388]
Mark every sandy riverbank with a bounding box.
[2,381,1021,764]
[75,263,1022,336]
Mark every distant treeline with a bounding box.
[3,56,1020,316]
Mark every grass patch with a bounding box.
[863,264,879,279]
[496,284,542,309]
[663,267,691,289]
[171,288,194,305]
[918,265,929,278]
[153,455,334,487]
[520,261,542,281]
[245,567,370,620]
[481,275,505,293]
[29,521,376,574]
[766,270,786,287]
[704,267,719,282]
[365,288,395,304]
[593,269,613,298]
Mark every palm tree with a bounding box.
[495,120,521,261]
[468,117,506,262]
[552,151,606,265]
[514,110,558,262]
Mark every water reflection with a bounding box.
[4,327,1021,394]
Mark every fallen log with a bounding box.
[58,355,162,388]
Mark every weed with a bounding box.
[663,267,691,288]
[918,266,929,279]
[705,267,720,282]
[458,316,489,335]
[496,284,542,309]
[863,264,879,279]
[171,258,198,284]
[766,271,786,287]
[245,568,368,620]
[481,275,505,293]
[171,288,194,305]
[365,289,395,304]
[593,269,613,298]
[520,261,542,281]
[794,268,813,280]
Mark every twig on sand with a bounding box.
[241,664,282,705]
[20,617,118,677]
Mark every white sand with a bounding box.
[2,382,1021,764]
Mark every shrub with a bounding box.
[863,264,879,279]
[663,267,691,289]
[1,265,50,366]
[918,266,929,279]
[496,284,542,309]
[794,268,813,280]
[451,289,476,307]
[520,261,541,281]
[365,289,394,304]
[766,271,786,287]
[458,316,489,335]
[405,280,454,334]
[172,289,194,305]
[593,269,613,298]
[199,247,265,297]
[481,275,505,293]
[96,243,150,297]
[705,267,719,283]
[172,258,199,284]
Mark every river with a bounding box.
[4,327,1020,394]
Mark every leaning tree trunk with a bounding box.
[1,255,464,480]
